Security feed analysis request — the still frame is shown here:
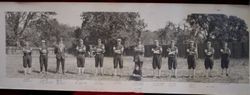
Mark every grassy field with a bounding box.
[6,54,249,83]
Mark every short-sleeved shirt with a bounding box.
[167,46,178,57]
[205,47,214,58]
[76,45,86,55]
[40,46,48,55]
[221,48,231,59]
[95,44,105,54]
[152,46,162,55]
[113,44,124,55]
[23,47,32,56]
[134,44,144,56]
[187,46,197,57]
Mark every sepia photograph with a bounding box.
[0,2,250,95]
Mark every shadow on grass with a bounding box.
[17,70,24,74]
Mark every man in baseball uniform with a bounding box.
[186,41,198,78]
[113,38,124,77]
[204,41,215,77]
[94,39,105,76]
[220,42,231,76]
[132,39,144,79]
[22,41,32,75]
[167,40,178,78]
[152,40,162,78]
[39,40,49,74]
[76,39,86,75]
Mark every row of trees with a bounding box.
[6,12,249,57]
[6,12,75,47]
[155,14,249,46]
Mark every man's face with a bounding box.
[138,41,141,45]
[25,42,29,47]
[155,41,159,46]
[117,40,121,45]
[171,42,175,47]
[224,43,228,48]
[80,40,83,45]
[207,42,211,48]
[190,42,194,47]
[98,40,101,44]
[42,42,46,47]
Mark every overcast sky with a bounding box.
[53,3,250,31]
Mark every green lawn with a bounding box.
[6,54,249,83]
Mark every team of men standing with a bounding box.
[21,38,231,80]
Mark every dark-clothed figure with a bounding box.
[76,39,86,75]
[113,38,124,76]
[167,40,178,78]
[22,41,32,75]
[152,40,162,78]
[94,39,105,76]
[133,39,144,77]
[130,66,142,81]
[204,41,214,77]
[186,41,198,78]
[220,42,231,76]
[54,38,66,74]
[39,40,49,74]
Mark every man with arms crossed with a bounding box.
[39,40,49,74]
[22,41,32,75]
[132,39,144,80]
[76,39,86,75]
[113,38,124,77]
[152,40,162,78]
[204,41,215,77]
[94,39,105,76]
[186,41,198,78]
[220,42,231,76]
[167,40,178,78]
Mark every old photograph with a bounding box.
[0,3,250,94]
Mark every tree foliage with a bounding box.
[186,14,249,43]
[6,12,76,47]
[6,11,57,47]
[79,12,147,47]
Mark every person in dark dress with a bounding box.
[39,40,49,74]
[130,66,142,81]
[22,41,32,75]
[186,41,198,78]
[54,38,66,74]
[220,42,231,76]
[167,40,178,78]
[94,39,105,76]
[151,40,162,78]
[113,38,124,77]
[76,39,86,75]
[204,41,214,77]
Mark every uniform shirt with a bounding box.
[204,47,214,58]
[152,45,162,55]
[23,46,32,56]
[187,46,197,57]
[167,46,178,57]
[113,44,124,55]
[95,44,105,54]
[39,46,48,55]
[134,44,144,56]
[76,45,86,55]
[134,44,144,62]
[221,47,231,60]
